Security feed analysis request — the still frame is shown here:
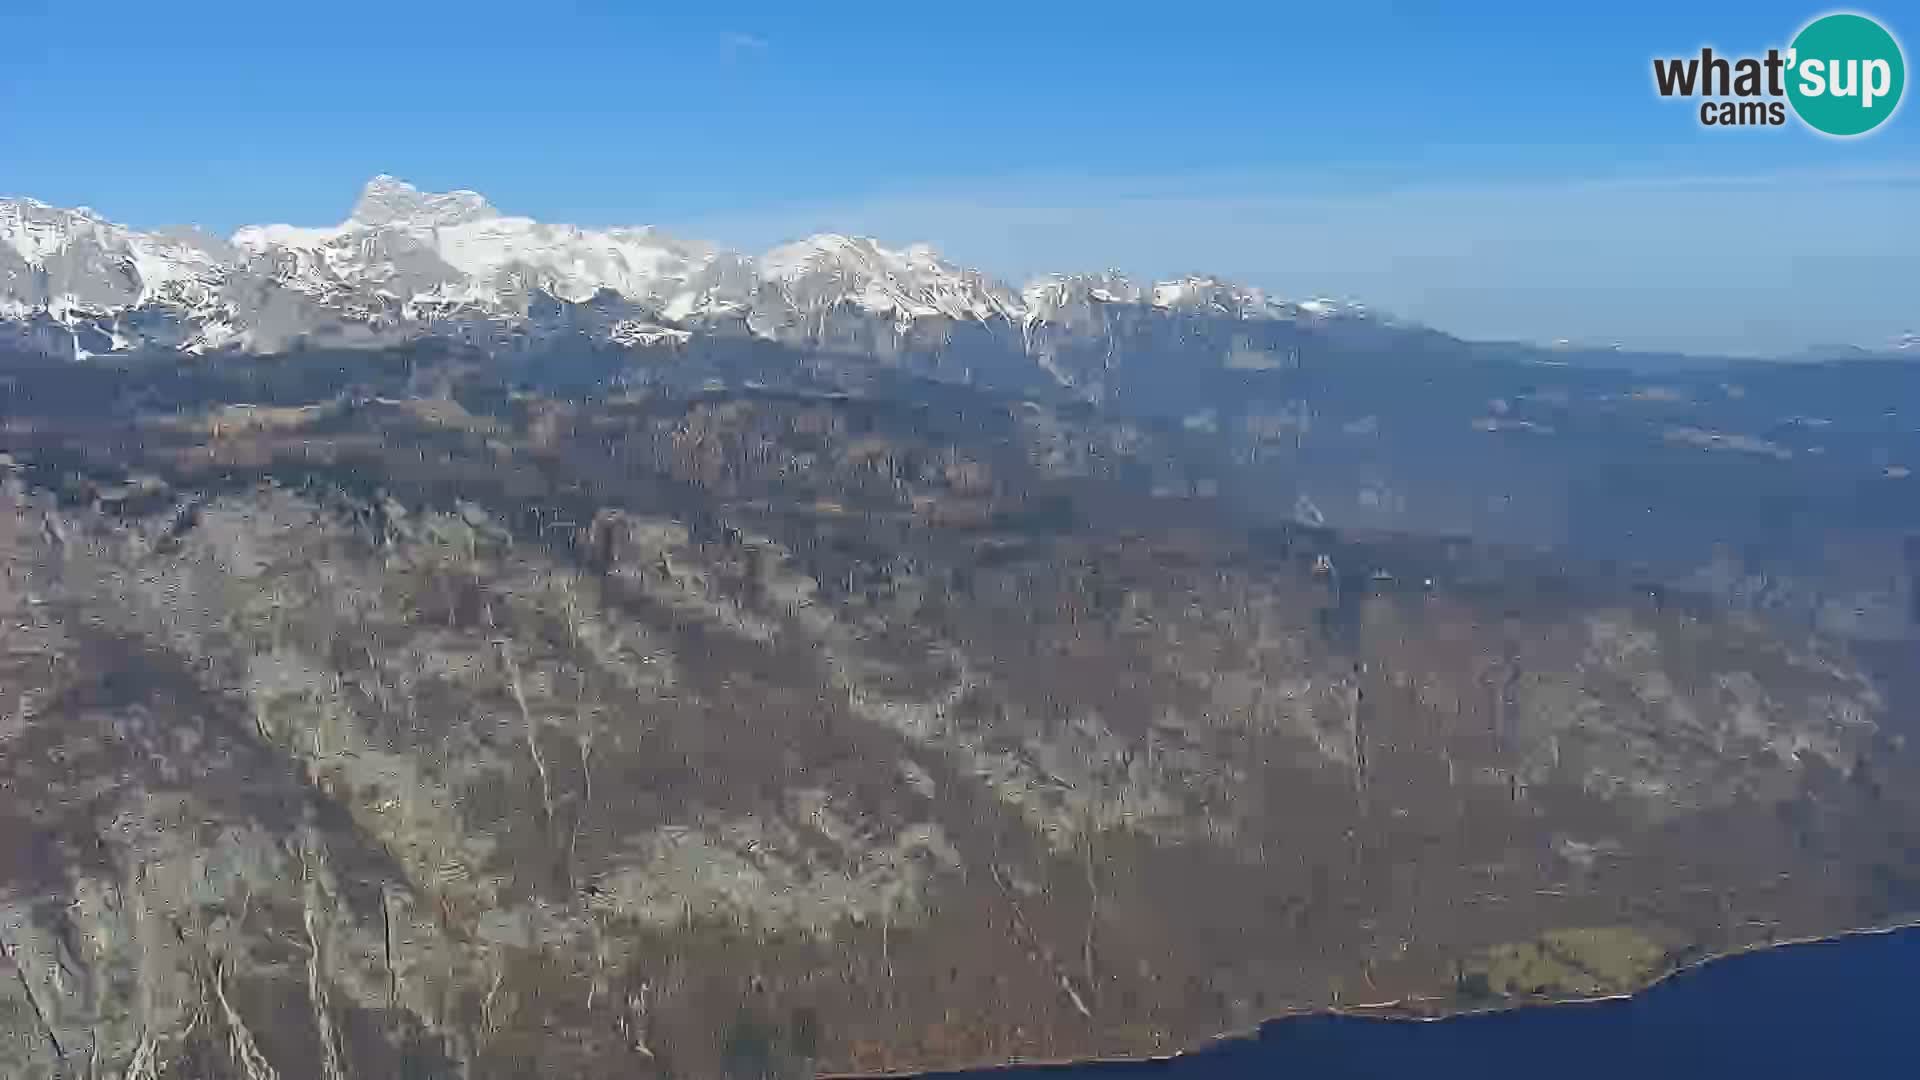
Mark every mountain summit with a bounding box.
[348,174,500,228]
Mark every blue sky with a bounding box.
[2,0,1914,354]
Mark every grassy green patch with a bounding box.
[1461,926,1669,999]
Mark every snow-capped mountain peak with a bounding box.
[1020,273,1145,317]
[0,195,229,314]
[228,177,744,318]
[760,233,1021,325]
[349,174,500,229]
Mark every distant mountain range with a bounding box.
[1,175,1379,367]
[14,176,1905,384]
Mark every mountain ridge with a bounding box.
[2,175,1376,368]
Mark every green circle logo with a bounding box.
[1787,13,1906,136]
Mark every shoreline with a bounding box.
[828,915,1920,1078]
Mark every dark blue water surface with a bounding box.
[938,927,1917,1079]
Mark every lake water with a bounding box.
[936,927,1917,1079]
